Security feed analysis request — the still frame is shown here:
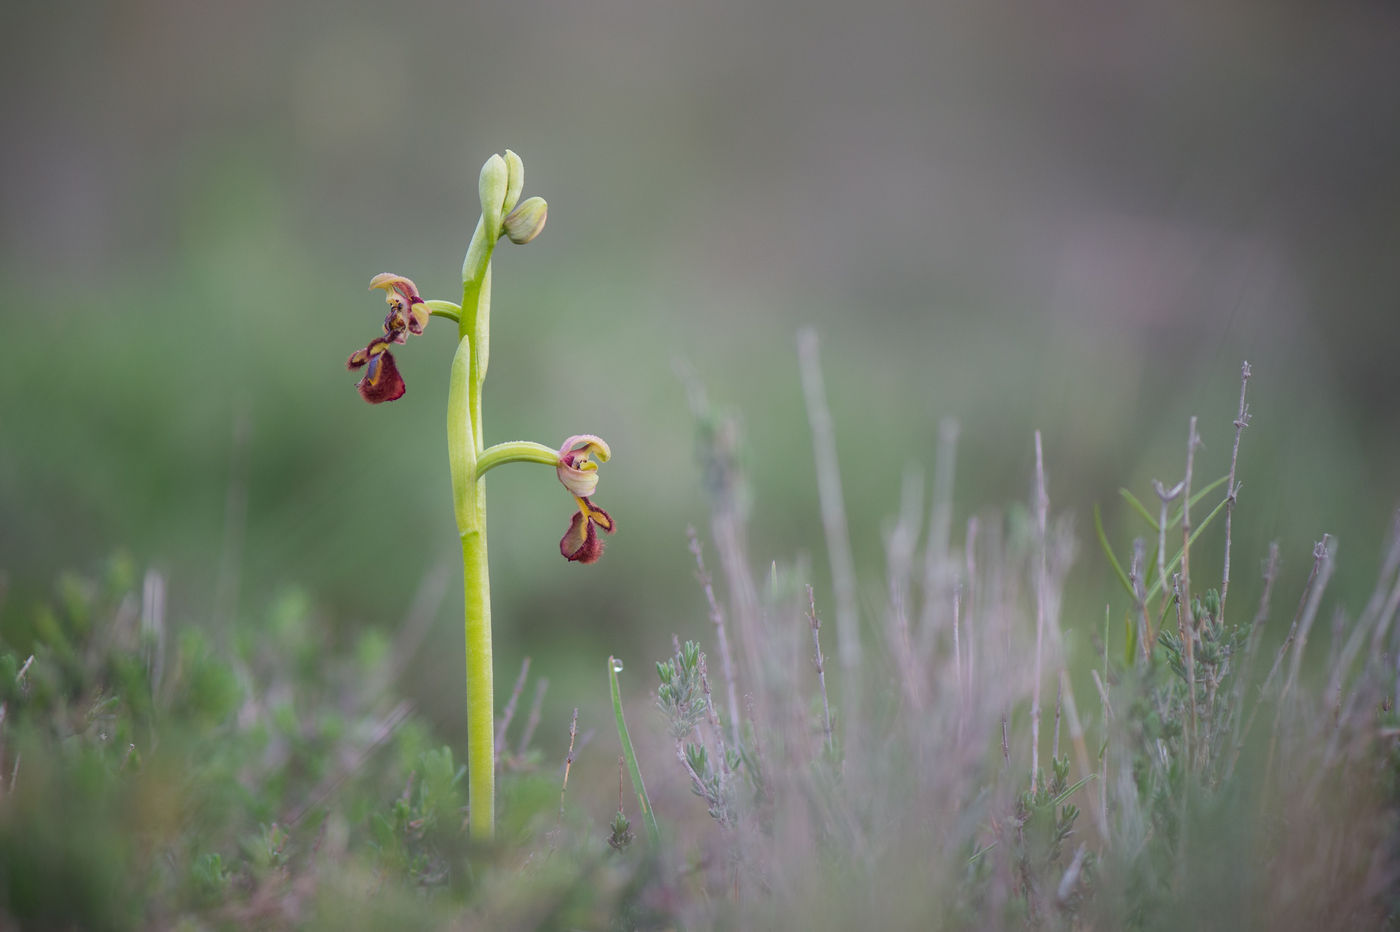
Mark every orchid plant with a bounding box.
[346,150,614,839]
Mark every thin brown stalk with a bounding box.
[383,560,452,696]
[1282,536,1334,705]
[1030,431,1050,792]
[1231,542,1280,735]
[1152,479,1185,618]
[797,328,861,674]
[1234,538,1328,761]
[517,677,549,759]
[697,656,732,785]
[918,419,959,655]
[952,584,963,715]
[964,517,979,694]
[690,528,742,749]
[495,656,531,756]
[806,586,835,756]
[887,467,926,710]
[1178,417,1201,765]
[1130,538,1152,663]
[1365,510,1400,656]
[558,707,579,820]
[1218,361,1252,622]
[1263,537,1334,792]
[1057,669,1104,839]
[284,700,414,826]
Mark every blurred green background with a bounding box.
[3,1,1398,747]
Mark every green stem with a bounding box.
[451,155,508,841]
[609,656,661,846]
[448,334,493,840]
[425,299,461,323]
[477,440,559,475]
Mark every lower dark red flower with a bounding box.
[346,337,406,403]
[560,496,615,563]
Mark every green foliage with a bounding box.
[0,559,585,928]
[5,368,1400,931]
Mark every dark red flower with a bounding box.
[560,496,615,564]
[346,337,406,403]
[347,273,429,403]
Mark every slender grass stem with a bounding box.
[1219,361,1252,622]
[609,656,661,846]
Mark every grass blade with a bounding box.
[1095,504,1135,600]
[1118,488,1159,530]
[608,655,661,846]
[1143,494,1230,605]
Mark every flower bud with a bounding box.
[502,149,525,215]
[503,196,548,245]
[478,153,509,235]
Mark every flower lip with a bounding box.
[561,496,615,564]
[347,336,406,403]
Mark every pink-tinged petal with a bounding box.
[355,345,406,403]
[370,273,429,338]
[560,435,612,463]
[369,272,419,295]
[406,301,430,335]
[556,435,612,496]
[557,459,599,497]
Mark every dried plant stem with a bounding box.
[964,517,979,695]
[1235,537,1331,762]
[1180,417,1201,763]
[697,656,732,788]
[1057,670,1103,838]
[518,677,548,758]
[806,586,835,756]
[1366,511,1400,657]
[1282,536,1334,705]
[1218,361,1252,621]
[496,656,532,755]
[1152,480,1183,617]
[690,529,742,749]
[917,419,959,655]
[1031,431,1050,792]
[888,468,926,710]
[1130,539,1152,664]
[284,700,414,827]
[797,329,861,676]
[952,585,963,709]
[558,707,579,820]
[1228,542,1279,758]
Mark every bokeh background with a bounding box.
[3,1,1398,758]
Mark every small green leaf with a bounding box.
[1094,504,1135,600]
[1119,488,1159,530]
